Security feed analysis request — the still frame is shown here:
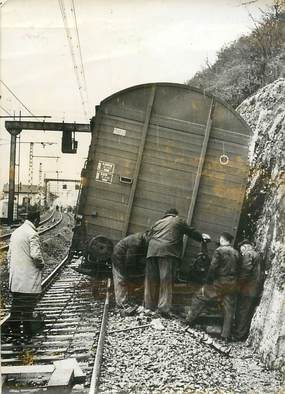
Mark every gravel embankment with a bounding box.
[100,311,283,393]
[41,213,74,275]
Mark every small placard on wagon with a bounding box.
[96,161,115,184]
[113,127,126,136]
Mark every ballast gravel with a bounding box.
[100,311,283,393]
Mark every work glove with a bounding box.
[202,233,211,243]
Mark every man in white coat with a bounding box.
[7,211,44,340]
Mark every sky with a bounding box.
[0,0,272,191]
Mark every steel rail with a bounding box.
[89,278,111,394]
[41,255,69,290]
[0,210,55,241]
[0,254,70,327]
[1,252,111,392]
[37,212,63,236]
[0,212,63,252]
[39,210,56,226]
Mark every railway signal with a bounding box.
[5,120,90,224]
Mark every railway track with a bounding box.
[1,212,280,393]
[0,210,55,242]
[1,255,111,393]
[1,258,282,393]
[0,211,62,252]
[0,224,225,394]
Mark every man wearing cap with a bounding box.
[186,232,239,341]
[7,211,44,342]
[234,240,264,341]
[144,208,210,318]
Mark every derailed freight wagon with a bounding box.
[72,83,251,279]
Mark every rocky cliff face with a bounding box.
[238,79,285,374]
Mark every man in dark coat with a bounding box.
[234,240,264,341]
[112,233,148,308]
[186,232,239,341]
[144,208,210,317]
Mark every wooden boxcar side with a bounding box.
[76,83,251,266]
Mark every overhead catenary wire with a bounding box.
[17,133,21,211]
[0,104,12,116]
[58,0,90,119]
[0,80,37,118]
[0,0,9,7]
[58,0,90,121]
[71,0,90,105]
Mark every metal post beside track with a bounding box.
[89,278,111,394]
[7,129,21,224]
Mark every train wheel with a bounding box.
[88,235,114,262]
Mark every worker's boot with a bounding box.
[158,309,176,319]
[120,303,138,317]
[185,310,197,327]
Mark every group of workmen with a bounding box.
[6,208,263,344]
[112,208,264,342]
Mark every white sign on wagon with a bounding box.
[96,161,115,184]
[113,127,126,136]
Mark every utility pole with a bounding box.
[8,128,21,223]
[56,174,59,196]
[38,162,43,207]
[28,142,57,192]
[16,133,21,217]
[44,170,63,205]
[35,155,60,187]
[14,141,57,211]
[39,162,43,188]
[56,170,60,196]
[36,155,60,206]
[28,142,34,198]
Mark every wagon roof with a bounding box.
[100,82,252,136]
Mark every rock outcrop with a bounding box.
[238,79,285,375]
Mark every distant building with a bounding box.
[3,183,42,206]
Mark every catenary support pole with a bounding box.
[8,129,21,224]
